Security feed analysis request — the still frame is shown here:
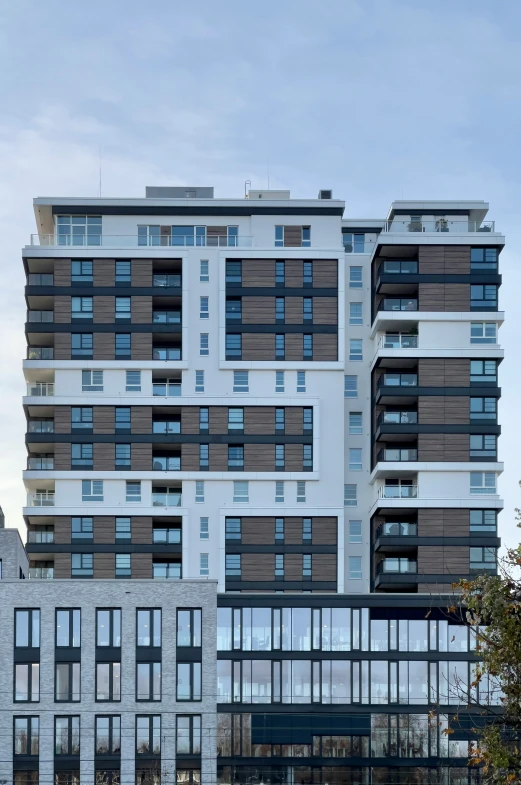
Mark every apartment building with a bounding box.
[15,186,504,784]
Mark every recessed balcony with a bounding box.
[377,447,418,463]
[381,218,495,234]
[374,522,418,554]
[375,557,418,590]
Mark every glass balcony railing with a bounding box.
[377,411,418,426]
[27,348,54,360]
[27,531,55,543]
[153,563,182,579]
[27,310,54,322]
[378,448,418,462]
[27,457,54,470]
[378,261,418,275]
[152,382,181,397]
[26,383,55,397]
[153,311,181,324]
[152,421,181,434]
[27,491,55,506]
[377,522,418,537]
[152,457,181,471]
[152,528,182,544]
[379,485,418,499]
[382,219,495,234]
[377,559,417,574]
[28,566,54,579]
[27,273,54,285]
[153,348,182,361]
[28,420,55,433]
[377,374,418,388]
[152,491,182,507]
[380,334,418,349]
[379,298,418,312]
[153,274,182,288]
[31,234,253,248]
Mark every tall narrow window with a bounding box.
[200,334,209,356]
[275,261,285,284]
[14,716,39,755]
[349,302,363,325]
[115,517,131,541]
[303,261,313,284]
[276,371,285,393]
[96,662,121,701]
[275,445,285,469]
[275,481,284,503]
[233,481,249,503]
[177,609,202,647]
[303,555,312,578]
[126,370,141,392]
[126,481,141,502]
[349,339,363,361]
[200,260,209,282]
[136,715,161,755]
[349,557,362,580]
[275,297,285,322]
[137,609,161,647]
[275,518,284,542]
[195,370,205,392]
[233,371,248,393]
[349,412,363,434]
[349,266,363,288]
[349,448,362,471]
[199,444,209,470]
[55,662,81,701]
[303,334,313,359]
[349,520,362,543]
[303,444,313,470]
[302,518,312,542]
[303,298,313,322]
[15,610,40,648]
[199,407,209,431]
[96,609,121,647]
[176,662,202,701]
[136,662,161,701]
[14,663,40,702]
[345,484,357,506]
[199,517,209,540]
[275,554,284,577]
[297,481,306,503]
[199,296,209,319]
[297,371,306,393]
[115,297,131,320]
[275,334,285,359]
[345,375,358,398]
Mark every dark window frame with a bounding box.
[177,609,202,648]
[136,661,162,702]
[55,608,81,648]
[95,714,121,756]
[14,609,40,649]
[96,609,122,648]
[136,608,162,648]
[54,715,80,756]
[176,661,202,701]
[96,662,121,702]
[13,715,39,756]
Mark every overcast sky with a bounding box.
[0,0,520,549]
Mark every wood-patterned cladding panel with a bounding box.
[93,443,115,471]
[418,245,471,274]
[93,407,115,434]
[132,553,153,578]
[131,333,152,360]
[244,444,275,471]
[417,546,470,575]
[131,444,152,471]
[93,296,115,324]
[93,259,115,287]
[313,297,338,324]
[54,554,71,579]
[93,517,115,544]
[241,297,276,324]
[54,406,71,434]
[93,333,114,360]
[241,260,276,287]
[54,295,71,323]
[243,407,276,435]
[131,407,152,434]
[54,333,71,360]
[242,333,275,360]
[54,258,71,286]
[418,359,470,387]
[418,434,469,462]
[131,259,153,287]
[418,509,469,536]
[418,283,470,312]
[242,553,274,581]
[418,396,469,424]
[312,554,337,581]
[132,297,153,324]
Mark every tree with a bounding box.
[454,511,521,784]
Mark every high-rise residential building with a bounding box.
[11,187,504,784]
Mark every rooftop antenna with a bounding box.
[244,179,251,198]
[99,147,102,197]
[267,154,270,190]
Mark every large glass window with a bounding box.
[96,662,121,701]
[55,662,81,701]
[71,296,93,319]
[56,609,81,647]
[14,716,39,755]
[15,610,40,648]
[95,715,121,755]
[71,259,93,282]
[136,715,161,755]
[470,359,498,383]
[471,247,498,270]
[470,509,497,532]
[137,662,161,701]
[71,516,93,538]
[71,552,94,576]
[176,715,201,755]
[54,715,80,755]
[137,609,162,647]
[14,663,39,702]
[57,215,101,246]
[96,609,122,647]
[71,406,93,430]
[470,322,497,344]
[177,662,202,701]
[177,609,202,647]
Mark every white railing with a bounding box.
[27,491,55,507]
[379,334,418,350]
[26,383,55,397]
[30,234,254,248]
[382,219,495,234]
[378,486,418,499]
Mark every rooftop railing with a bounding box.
[382,220,495,234]
[30,234,254,248]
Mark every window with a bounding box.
[200,517,209,540]
[303,297,313,321]
[228,407,244,430]
[126,370,141,392]
[303,444,313,470]
[71,553,93,577]
[297,480,306,503]
[115,297,131,320]
[226,261,242,284]
[199,444,209,470]
[349,412,363,434]
[56,609,80,647]
[82,479,103,502]
[137,662,161,701]
[225,518,241,542]
[471,322,497,344]
[177,662,202,700]
[275,518,284,542]
[226,298,241,321]
[136,715,161,755]
[199,333,210,357]
[471,247,498,270]
[96,715,121,755]
[226,334,242,359]
[233,480,250,504]
[200,296,209,319]
[349,448,362,471]
[82,369,103,391]
[71,516,93,539]
[302,518,312,542]
[225,554,241,577]
[470,397,497,420]
[15,610,40,648]
[137,609,161,647]
[275,481,284,503]
[349,266,363,288]
[197,409,208,434]
[275,554,284,577]
[275,444,285,469]
[345,484,357,506]
[115,517,131,541]
[303,334,313,359]
[349,520,362,543]
[195,481,204,503]
[302,227,311,247]
[115,554,131,578]
[344,375,358,398]
[470,360,498,383]
[114,407,131,432]
[176,716,201,755]
[470,546,497,570]
[115,333,131,357]
[14,716,39,755]
[275,370,285,393]
[71,259,93,282]
[303,407,313,432]
[470,434,497,458]
[96,609,121,647]
[470,509,497,532]
[471,285,498,309]
[228,445,244,469]
[115,443,131,468]
[275,297,285,322]
[54,716,80,755]
[349,302,363,325]
[349,556,362,580]
[349,339,363,361]
[71,443,93,469]
[14,663,39,702]
[297,371,306,393]
[200,554,209,576]
[96,662,121,701]
[303,554,312,578]
[233,370,248,392]
[71,407,93,430]
[177,609,202,647]
[126,481,141,502]
[275,226,283,247]
[276,260,285,284]
[275,333,285,359]
[55,662,81,701]
[71,333,93,357]
[470,472,497,494]
[303,261,313,284]
[195,370,205,393]
[344,234,365,253]
[71,296,93,320]
[200,260,209,281]
[115,260,131,283]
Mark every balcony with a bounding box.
[152,421,181,434]
[378,261,418,275]
[28,566,54,579]
[152,348,182,361]
[27,456,54,470]
[378,485,418,499]
[377,448,418,462]
[153,562,182,579]
[152,382,181,397]
[382,219,495,234]
[377,373,418,389]
[152,490,182,507]
[27,273,54,285]
[27,530,55,544]
[377,558,417,574]
[153,311,181,324]
[378,298,418,312]
[152,456,181,471]
[153,274,182,288]
[27,491,55,506]
[26,383,55,397]
[377,411,418,426]
[27,348,54,360]
[28,420,55,433]
[376,522,418,538]
[379,334,418,350]
[30,234,253,248]
[152,528,182,544]
[27,310,54,323]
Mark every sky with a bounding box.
[0,0,520,549]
